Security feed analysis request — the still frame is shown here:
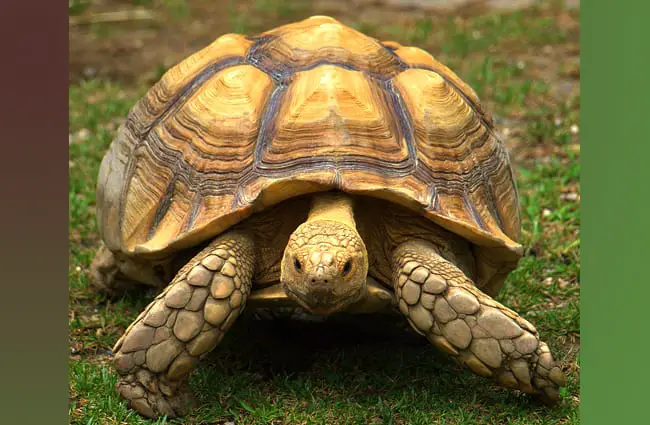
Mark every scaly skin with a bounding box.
[111,231,255,419]
[392,239,567,402]
[281,193,368,314]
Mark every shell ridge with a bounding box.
[383,44,513,236]
[384,79,418,172]
[252,81,290,173]
[139,56,246,144]
[426,182,438,211]
[475,139,506,232]
[255,69,415,177]
[462,190,487,232]
[248,57,397,83]
[148,175,179,239]
[183,191,204,233]
[145,127,245,192]
[116,142,138,248]
[170,112,258,163]
[411,64,496,134]
[246,31,406,81]
[119,56,246,232]
[418,117,487,153]
[381,39,498,137]
[416,158,500,189]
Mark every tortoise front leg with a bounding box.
[392,240,567,402]
[111,231,255,419]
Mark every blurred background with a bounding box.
[69,1,580,424]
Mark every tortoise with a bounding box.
[90,16,567,419]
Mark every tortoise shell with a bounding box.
[96,16,522,282]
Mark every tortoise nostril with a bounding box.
[342,259,353,276]
[310,278,329,284]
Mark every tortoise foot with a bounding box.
[392,240,567,403]
[111,230,257,418]
[89,243,124,296]
[116,368,196,419]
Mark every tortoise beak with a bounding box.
[247,278,394,315]
[283,284,366,316]
[245,283,353,314]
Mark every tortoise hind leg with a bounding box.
[89,242,173,297]
[392,239,567,403]
[112,231,255,419]
[89,243,133,295]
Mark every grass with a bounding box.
[69,2,580,424]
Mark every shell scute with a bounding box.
[249,16,405,79]
[257,65,413,175]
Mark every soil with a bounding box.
[69,0,579,84]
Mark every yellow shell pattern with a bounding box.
[96,16,522,274]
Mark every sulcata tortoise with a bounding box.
[91,16,567,419]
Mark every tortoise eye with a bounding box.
[294,257,302,271]
[342,259,353,276]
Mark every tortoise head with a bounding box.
[280,220,369,315]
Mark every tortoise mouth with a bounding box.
[282,284,366,316]
[247,278,394,315]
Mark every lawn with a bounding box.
[69,1,580,424]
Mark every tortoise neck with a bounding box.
[307,192,357,229]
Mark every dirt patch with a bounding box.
[69,0,310,84]
[69,1,579,86]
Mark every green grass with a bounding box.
[69,3,580,424]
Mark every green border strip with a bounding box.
[582,2,650,424]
